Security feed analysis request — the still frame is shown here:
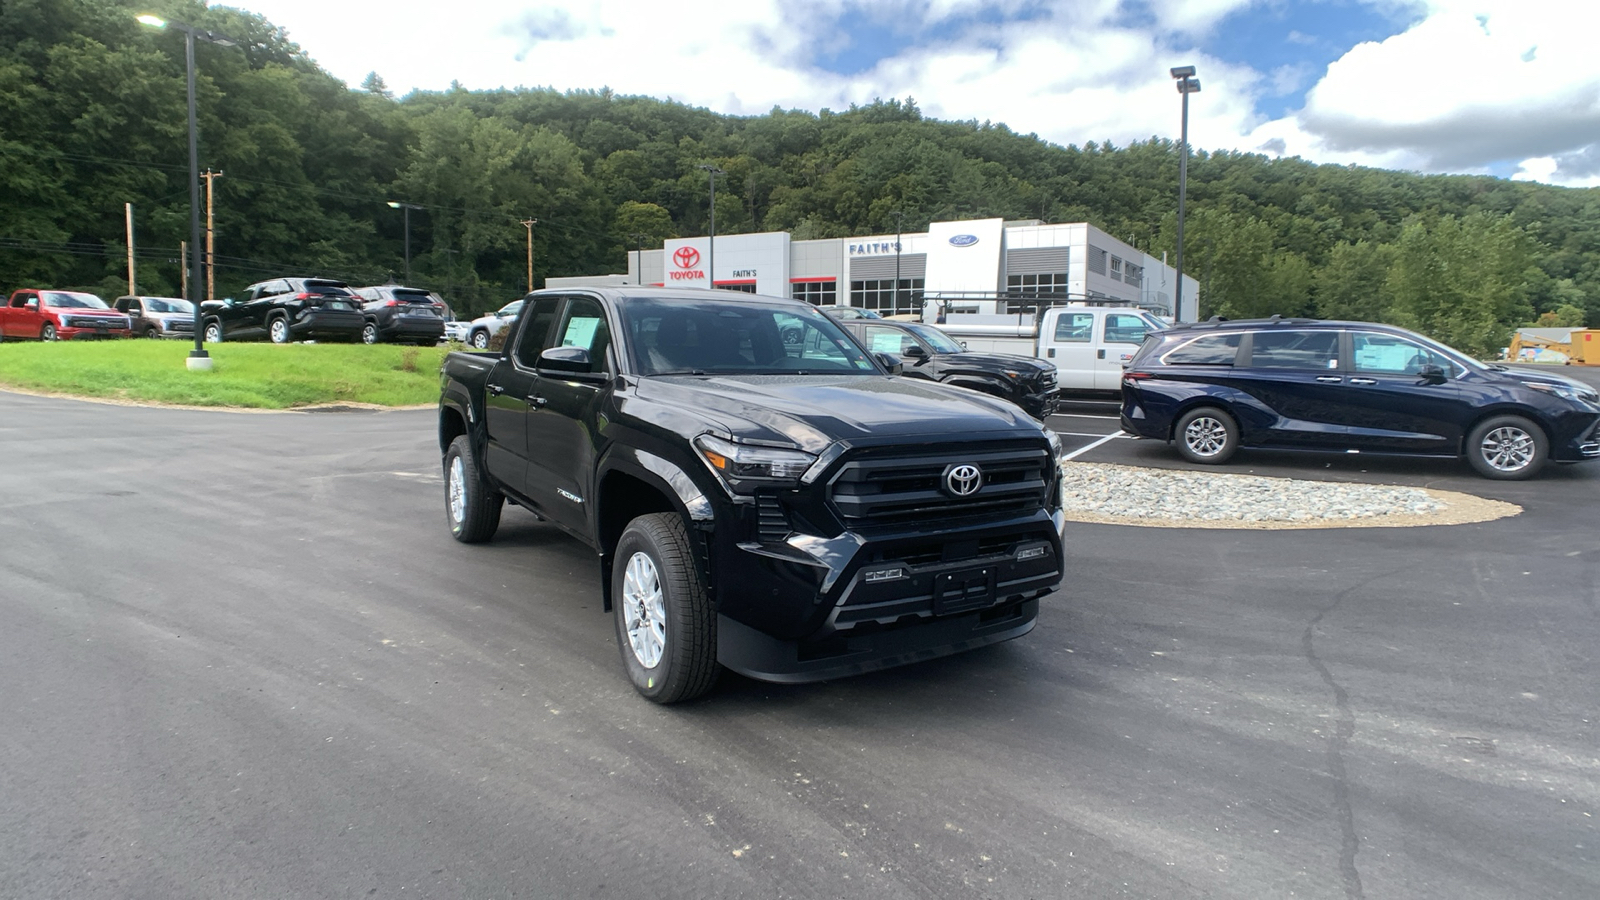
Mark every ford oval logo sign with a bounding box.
[949,234,979,247]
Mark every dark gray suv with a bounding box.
[351,285,446,345]
[202,277,365,344]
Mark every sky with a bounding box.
[234,0,1600,188]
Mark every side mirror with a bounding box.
[875,352,903,375]
[1417,364,1447,384]
[959,341,968,350]
[904,344,927,358]
[537,345,595,375]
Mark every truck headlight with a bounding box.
[1045,429,1064,460]
[694,434,817,491]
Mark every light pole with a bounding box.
[138,13,236,369]
[891,210,905,315]
[386,201,423,284]
[697,164,724,290]
[1170,65,1201,323]
[629,232,646,284]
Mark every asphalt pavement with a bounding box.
[2,389,1596,899]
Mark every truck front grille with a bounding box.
[827,445,1052,525]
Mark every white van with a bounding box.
[932,306,1166,392]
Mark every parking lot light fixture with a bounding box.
[1169,65,1201,323]
[139,12,237,369]
[697,164,724,290]
[386,201,424,284]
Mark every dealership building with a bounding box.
[549,217,1199,321]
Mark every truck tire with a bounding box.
[444,435,503,542]
[41,323,57,341]
[1174,406,1239,465]
[1466,414,1546,480]
[612,513,719,703]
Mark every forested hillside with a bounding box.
[4,0,1597,353]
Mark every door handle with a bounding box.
[530,395,548,407]
[487,383,505,395]
[1315,375,1343,383]
[1348,377,1377,385]
[1097,349,1106,359]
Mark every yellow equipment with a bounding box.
[1508,329,1600,365]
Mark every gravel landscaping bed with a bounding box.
[1060,462,1520,529]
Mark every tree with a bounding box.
[360,71,391,99]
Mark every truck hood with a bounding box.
[636,375,1041,452]
[937,351,1054,373]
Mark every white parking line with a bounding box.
[1054,431,1120,437]
[1061,432,1126,461]
[1049,413,1121,421]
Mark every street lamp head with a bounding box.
[387,201,401,208]
[136,14,167,28]
[697,164,725,176]
[1170,65,1196,79]
[1177,77,1202,94]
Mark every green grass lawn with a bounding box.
[0,339,451,408]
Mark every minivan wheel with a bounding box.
[269,316,291,344]
[1175,406,1239,465]
[444,435,503,542]
[1466,415,1546,480]
[612,513,719,704]
[470,329,489,350]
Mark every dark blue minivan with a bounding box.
[1119,317,1600,479]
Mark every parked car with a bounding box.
[1,289,131,340]
[438,286,1065,703]
[934,305,1165,393]
[1119,317,1600,480]
[462,299,524,349]
[836,319,1059,420]
[351,284,447,345]
[818,305,882,320]
[202,277,365,344]
[114,295,195,339]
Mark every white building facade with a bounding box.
[549,217,1199,322]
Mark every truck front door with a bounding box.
[525,295,613,538]
[1038,310,1098,390]
[483,296,559,503]
[6,292,42,338]
[1096,312,1156,389]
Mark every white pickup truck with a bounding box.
[931,306,1167,393]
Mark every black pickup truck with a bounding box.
[438,287,1066,703]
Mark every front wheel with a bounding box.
[612,513,719,704]
[1174,406,1239,465]
[41,323,57,341]
[144,326,160,339]
[204,320,223,343]
[469,330,490,350]
[1466,415,1547,480]
[361,322,380,344]
[444,436,503,542]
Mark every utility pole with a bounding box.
[521,218,538,293]
[180,240,188,300]
[125,203,137,296]
[204,170,222,302]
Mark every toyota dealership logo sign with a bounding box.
[668,245,705,281]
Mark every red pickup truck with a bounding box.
[1,290,132,340]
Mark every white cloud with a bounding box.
[231,0,1600,186]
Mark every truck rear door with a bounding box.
[483,296,560,502]
[1037,309,1099,391]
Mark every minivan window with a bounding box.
[1249,330,1340,369]
[1352,332,1459,376]
[1161,333,1241,365]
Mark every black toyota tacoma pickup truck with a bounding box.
[438,287,1067,703]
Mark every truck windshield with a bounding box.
[145,298,193,313]
[903,324,964,354]
[623,297,878,376]
[42,292,109,309]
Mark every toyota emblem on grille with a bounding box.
[943,463,984,498]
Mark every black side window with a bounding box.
[513,297,562,368]
[552,297,613,374]
[1249,330,1340,370]
[1162,333,1241,365]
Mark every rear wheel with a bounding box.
[361,322,380,344]
[1174,406,1239,465]
[268,316,291,344]
[444,435,503,542]
[1466,415,1546,480]
[612,513,719,704]
[204,320,223,343]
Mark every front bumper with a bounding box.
[710,507,1065,683]
[58,325,130,340]
[1021,386,1060,420]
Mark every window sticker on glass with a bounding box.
[562,316,600,350]
[871,333,904,353]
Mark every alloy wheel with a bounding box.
[1184,416,1229,457]
[1480,426,1535,472]
[448,455,466,525]
[621,551,667,669]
